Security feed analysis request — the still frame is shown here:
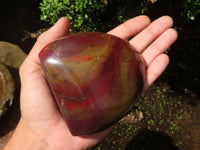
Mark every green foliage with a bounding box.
[39,0,107,31]
[39,0,199,32]
[39,0,150,32]
[106,0,148,22]
[181,0,200,20]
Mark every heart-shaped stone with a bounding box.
[39,32,144,135]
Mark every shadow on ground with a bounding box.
[125,129,179,150]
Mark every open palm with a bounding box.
[5,16,177,150]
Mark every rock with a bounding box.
[149,0,157,3]
[0,41,27,69]
[123,111,144,124]
[0,41,26,117]
[39,32,144,135]
[0,64,15,117]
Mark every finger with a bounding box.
[20,17,70,80]
[142,28,178,67]
[108,15,151,40]
[29,17,70,62]
[143,54,169,91]
[19,17,71,119]
[130,16,174,53]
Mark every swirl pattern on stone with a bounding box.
[39,32,144,135]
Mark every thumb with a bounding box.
[29,17,71,63]
[19,17,70,121]
[20,17,70,86]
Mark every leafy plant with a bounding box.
[39,0,151,32]
[39,0,107,31]
[181,0,200,20]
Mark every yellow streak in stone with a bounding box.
[61,41,112,86]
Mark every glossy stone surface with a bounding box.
[39,32,144,135]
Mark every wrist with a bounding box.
[4,118,48,150]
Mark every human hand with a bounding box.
[4,16,177,150]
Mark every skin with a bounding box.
[4,15,178,150]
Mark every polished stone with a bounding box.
[39,32,144,135]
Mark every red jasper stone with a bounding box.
[39,32,144,135]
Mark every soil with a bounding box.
[0,0,199,150]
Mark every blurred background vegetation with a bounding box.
[0,0,200,149]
